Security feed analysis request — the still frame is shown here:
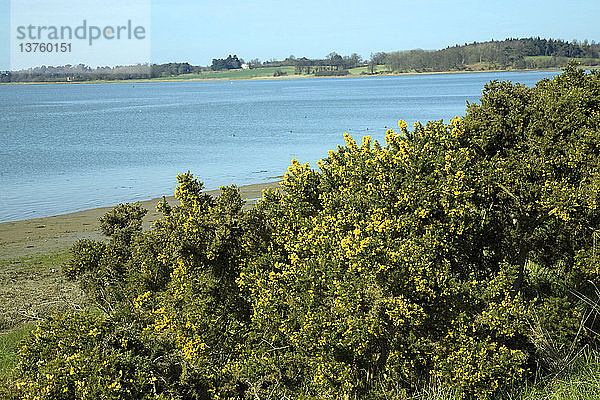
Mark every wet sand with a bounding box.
[0,181,280,260]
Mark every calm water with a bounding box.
[0,71,559,222]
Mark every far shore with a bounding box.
[0,66,573,86]
[0,181,280,260]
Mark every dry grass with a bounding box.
[0,250,86,331]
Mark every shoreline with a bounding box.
[0,181,280,260]
[0,66,571,86]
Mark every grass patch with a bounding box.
[0,323,35,379]
[0,250,84,330]
[524,55,558,62]
[517,352,600,400]
[0,249,83,383]
[404,351,600,400]
[348,64,390,74]
[524,55,600,65]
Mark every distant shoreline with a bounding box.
[0,66,572,86]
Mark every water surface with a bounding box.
[0,70,559,222]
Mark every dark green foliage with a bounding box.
[64,203,147,311]
[314,69,350,76]
[99,203,147,245]
[12,311,208,400]
[150,62,201,78]
[211,55,243,71]
[384,38,600,72]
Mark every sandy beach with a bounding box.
[0,181,278,328]
[0,181,280,261]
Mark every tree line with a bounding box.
[0,63,204,82]
[382,38,600,72]
[2,37,599,82]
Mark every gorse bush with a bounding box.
[65,203,148,311]
[10,64,600,399]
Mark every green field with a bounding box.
[153,65,299,81]
[151,65,392,82]
[524,55,600,65]
[348,64,390,74]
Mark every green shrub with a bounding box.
[14,312,157,399]
[314,69,350,76]
[99,203,147,241]
[64,203,148,311]
[9,65,600,399]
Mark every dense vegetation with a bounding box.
[3,37,598,83]
[210,55,243,71]
[384,38,600,72]
[3,65,600,399]
[151,62,202,78]
[0,63,200,82]
[0,64,152,83]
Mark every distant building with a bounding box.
[241,63,250,70]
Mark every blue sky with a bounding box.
[2,0,600,69]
